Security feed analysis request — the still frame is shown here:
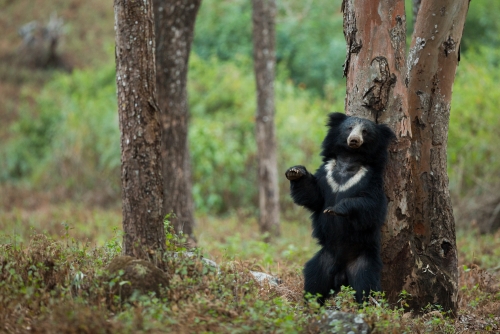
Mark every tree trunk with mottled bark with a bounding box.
[114,0,165,258]
[342,0,469,314]
[153,0,201,247]
[252,0,280,240]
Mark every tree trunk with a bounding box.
[153,0,201,247]
[252,0,280,240]
[342,0,469,313]
[114,0,165,258]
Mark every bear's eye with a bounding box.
[362,129,367,135]
[348,126,353,131]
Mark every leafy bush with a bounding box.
[193,0,253,61]
[188,55,336,214]
[461,1,500,51]
[3,43,500,213]
[1,64,120,203]
[194,0,346,94]
[448,47,500,195]
[1,55,337,213]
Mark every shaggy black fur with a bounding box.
[285,112,395,304]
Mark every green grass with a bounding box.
[0,202,122,247]
[1,209,499,333]
[457,228,500,270]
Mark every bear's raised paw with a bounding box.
[285,166,306,181]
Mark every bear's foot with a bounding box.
[324,207,348,217]
[285,166,306,181]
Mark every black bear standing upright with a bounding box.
[285,112,395,304]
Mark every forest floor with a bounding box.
[1,199,500,333]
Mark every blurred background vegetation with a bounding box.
[1,0,500,243]
[1,2,500,331]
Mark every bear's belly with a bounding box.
[315,213,354,242]
[313,208,377,246]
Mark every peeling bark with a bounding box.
[252,0,280,240]
[114,0,165,258]
[341,0,362,78]
[390,15,406,72]
[342,0,469,314]
[362,56,397,121]
[153,0,201,247]
[343,0,407,121]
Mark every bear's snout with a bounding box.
[348,135,362,148]
[347,123,364,148]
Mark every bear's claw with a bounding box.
[324,207,347,217]
[285,166,305,181]
[323,208,335,215]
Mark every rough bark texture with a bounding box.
[114,0,165,258]
[252,0,280,240]
[403,0,469,313]
[153,0,201,246]
[342,0,469,313]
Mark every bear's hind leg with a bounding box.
[345,254,382,304]
[304,248,336,305]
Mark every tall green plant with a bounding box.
[193,0,346,94]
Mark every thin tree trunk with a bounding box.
[114,0,165,258]
[252,0,280,240]
[153,0,201,247]
[342,0,468,313]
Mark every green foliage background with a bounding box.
[1,2,499,331]
[1,0,500,215]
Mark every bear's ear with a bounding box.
[327,112,347,129]
[377,124,396,141]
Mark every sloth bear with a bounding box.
[285,112,395,304]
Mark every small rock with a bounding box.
[173,251,220,273]
[313,310,371,334]
[250,271,282,286]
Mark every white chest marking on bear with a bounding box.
[325,159,367,193]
